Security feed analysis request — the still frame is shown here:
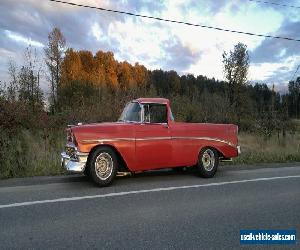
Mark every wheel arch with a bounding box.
[197,145,225,160]
[87,144,130,172]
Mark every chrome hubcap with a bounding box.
[201,149,215,171]
[95,152,113,180]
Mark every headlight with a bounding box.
[66,129,78,146]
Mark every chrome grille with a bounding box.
[65,146,77,160]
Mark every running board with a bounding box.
[220,158,233,162]
[117,172,132,177]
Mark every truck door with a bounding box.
[135,103,172,170]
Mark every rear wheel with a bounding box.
[88,147,118,186]
[196,147,219,178]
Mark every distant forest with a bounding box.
[1,27,300,137]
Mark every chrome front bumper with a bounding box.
[61,151,88,173]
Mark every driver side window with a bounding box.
[144,104,167,123]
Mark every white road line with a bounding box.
[1,175,300,209]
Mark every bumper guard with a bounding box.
[61,151,88,173]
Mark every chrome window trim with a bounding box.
[141,102,168,124]
[140,122,169,127]
[141,102,145,123]
[119,102,169,125]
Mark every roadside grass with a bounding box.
[21,130,66,177]
[232,132,300,164]
[0,129,66,179]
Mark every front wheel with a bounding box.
[196,148,219,178]
[88,147,118,186]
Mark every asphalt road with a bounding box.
[0,164,299,249]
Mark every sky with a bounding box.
[0,0,300,94]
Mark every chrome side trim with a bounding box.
[82,137,170,143]
[82,136,236,147]
[137,137,172,141]
[172,136,235,147]
[82,138,135,144]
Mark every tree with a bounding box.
[0,80,6,100]
[7,61,18,101]
[60,48,82,85]
[44,27,66,112]
[222,43,249,113]
[288,77,300,118]
[18,46,44,112]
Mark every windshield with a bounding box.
[118,102,141,122]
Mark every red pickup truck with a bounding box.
[61,98,240,186]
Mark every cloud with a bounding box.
[160,36,202,72]
[0,1,121,83]
[250,20,300,63]
[248,19,300,91]
[0,0,125,50]
[5,30,44,48]
[248,55,300,93]
[121,0,167,14]
[246,0,300,19]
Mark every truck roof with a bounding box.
[134,98,169,104]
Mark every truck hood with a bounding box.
[71,122,135,143]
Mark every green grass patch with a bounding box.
[0,129,66,179]
[233,132,300,164]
